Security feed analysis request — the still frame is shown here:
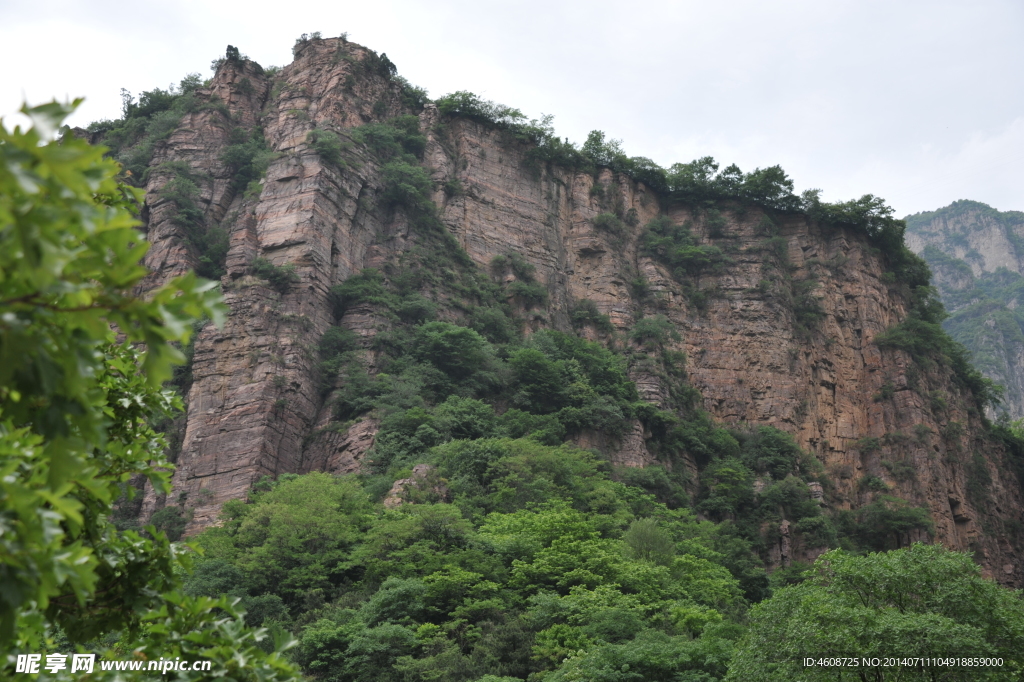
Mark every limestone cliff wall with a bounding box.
[130,37,1022,585]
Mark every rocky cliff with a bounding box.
[906,200,1024,278]
[112,37,1023,585]
[906,201,1024,419]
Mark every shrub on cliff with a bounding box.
[351,115,426,159]
[158,164,230,279]
[90,73,216,183]
[381,160,435,214]
[329,268,391,316]
[571,298,614,333]
[834,495,935,552]
[222,127,278,194]
[630,315,680,348]
[307,128,348,168]
[436,91,531,132]
[641,215,727,278]
[413,322,494,382]
[251,257,300,293]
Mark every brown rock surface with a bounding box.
[124,37,1023,585]
[383,464,448,509]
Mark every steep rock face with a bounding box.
[129,37,1023,584]
[906,200,1024,277]
[424,119,1023,579]
[139,40,408,523]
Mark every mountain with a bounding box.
[906,200,1024,419]
[88,36,1024,586]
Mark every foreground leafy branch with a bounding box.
[0,101,300,680]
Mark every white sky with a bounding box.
[2,0,1022,217]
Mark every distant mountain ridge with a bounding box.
[906,200,1024,417]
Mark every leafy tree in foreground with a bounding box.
[726,544,1024,681]
[0,102,300,680]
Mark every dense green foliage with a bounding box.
[1,102,299,680]
[727,544,1024,681]
[86,73,217,183]
[192,450,750,681]
[90,61,277,281]
[324,306,642,469]
[222,126,278,198]
[188,456,1018,681]
[290,247,948,682]
[804,191,930,288]
[569,299,614,334]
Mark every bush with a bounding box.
[491,251,536,282]
[330,268,389,316]
[641,216,725,279]
[319,325,358,367]
[307,128,347,167]
[873,381,896,402]
[506,280,548,308]
[381,160,434,214]
[433,396,498,441]
[470,305,520,344]
[251,257,299,293]
[496,409,566,445]
[593,212,627,237]
[158,166,230,279]
[791,278,824,333]
[737,426,807,480]
[222,127,277,192]
[875,289,1003,410]
[630,315,679,348]
[858,474,889,492]
[570,299,614,333]
[706,208,728,238]
[837,495,934,551]
[412,322,493,382]
[396,294,437,323]
[616,464,688,508]
[436,91,531,133]
[351,115,426,160]
[150,505,189,541]
[729,544,1024,680]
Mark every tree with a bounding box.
[726,544,1024,681]
[199,473,374,607]
[0,102,299,680]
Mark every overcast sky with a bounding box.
[3,0,1022,217]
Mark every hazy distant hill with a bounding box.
[906,200,1024,417]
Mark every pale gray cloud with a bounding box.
[3,0,1021,215]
